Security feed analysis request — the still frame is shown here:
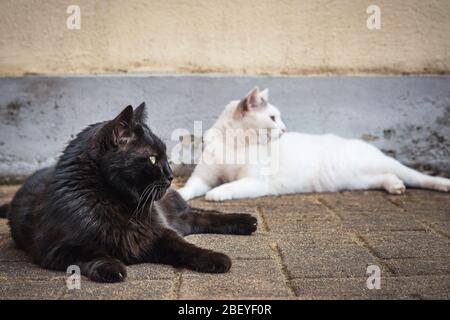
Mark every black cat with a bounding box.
[0,103,257,283]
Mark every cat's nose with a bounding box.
[163,175,173,188]
[163,160,174,184]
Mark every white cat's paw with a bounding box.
[429,182,450,192]
[205,188,233,202]
[442,183,450,192]
[177,187,193,201]
[385,181,406,195]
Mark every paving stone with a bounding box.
[319,191,403,217]
[386,258,450,276]
[60,279,173,300]
[180,259,292,299]
[392,189,450,206]
[185,233,272,260]
[0,261,176,282]
[190,192,325,211]
[387,190,450,221]
[278,241,390,278]
[254,193,324,207]
[291,277,414,300]
[420,220,450,238]
[259,200,341,233]
[0,239,30,262]
[360,231,450,259]
[399,275,450,299]
[0,261,64,281]
[271,231,356,246]
[126,263,176,280]
[262,209,334,222]
[264,218,343,233]
[0,280,66,300]
[342,215,426,232]
[260,199,330,217]
[293,275,450,300]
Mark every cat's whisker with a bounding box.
[135,183,153,207]
[129,182,158,223]
[132,187,151,217]
[142,182,166,219]
[129,181,168,223]
[146,188,158,221]
[136,182,164,220]
[144,182,167,219]
[135,185,156,219]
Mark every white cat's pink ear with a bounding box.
[243,86,260,111]
[260,88,269,101]
[234,87,260,118]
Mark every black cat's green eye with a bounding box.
[149,155,157,165]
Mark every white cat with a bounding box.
[178,87,450,201]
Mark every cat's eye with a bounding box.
[270,115,276,122]
[149,155,157,165]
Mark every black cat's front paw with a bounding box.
[228,214,258,235]
[88,259,127,283]
[191,251,232,273]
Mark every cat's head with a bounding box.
[97,103,173,201]
[226,87,287,140]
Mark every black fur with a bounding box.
[5,103,257,282]
[0,203,8,218]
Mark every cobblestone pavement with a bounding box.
[0,180,449,300]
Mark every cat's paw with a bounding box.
[385,181,406,195]
[88,259,127,283]
[190,251,232,273]
[438,184,450,192]
[178,187,194,201]
[227,214,258,235]
[427,181,450,192]
[205,188,233,202]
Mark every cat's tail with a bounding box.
[0,203,9,218]
[387,160,450,192]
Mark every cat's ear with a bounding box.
[235,87,260,118]
[111,105,134,146]
[260,88,269,102]
[134,102,147,123]
[243,86,260,111]
[113,105,134,126]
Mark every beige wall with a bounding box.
[0,0,449,75]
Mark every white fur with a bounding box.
[178,87,450,201]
